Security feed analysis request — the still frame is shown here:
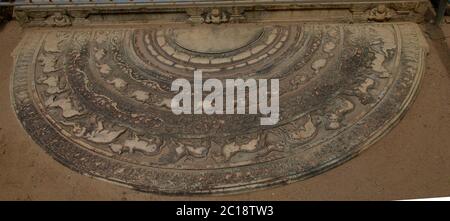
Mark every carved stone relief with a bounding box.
[13,0,429,26]
[11,23,428,194]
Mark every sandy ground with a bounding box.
[0,20,449,201]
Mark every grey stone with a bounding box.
[10,22,428,194]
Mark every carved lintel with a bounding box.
[68,10,90,25]
[186,8,204,24]
[14,10,29,25]
[413,1,429,23]
[27,11,48,21]
[45,12,72,27]
[187,7,245,24]
[366,4,397,22]
[204,8,230,24]
[229,7,246,23]
[68,10,89,19]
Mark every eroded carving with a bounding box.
[10,23,428,194]
[45,12,72,27]
[367,5,397,22]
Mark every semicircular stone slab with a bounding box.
[11,23,428,194]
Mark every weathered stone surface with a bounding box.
[10,22,428,194]
[13,0,429,26]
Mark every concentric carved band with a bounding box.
[11,23,427,194]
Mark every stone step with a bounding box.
[12,0,429,26]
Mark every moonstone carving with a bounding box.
[11,23,428,194]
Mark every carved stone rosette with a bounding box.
[10,22,428,194]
